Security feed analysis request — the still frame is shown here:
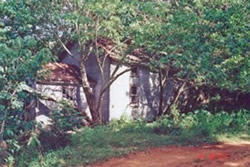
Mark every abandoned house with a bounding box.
[35,38,175,123]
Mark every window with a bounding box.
[62,86,76,101]
[130,86,137,95]
[130,80,139,107]
[130,67,139,106]
[130,86,138,104]
[62,87,67,98]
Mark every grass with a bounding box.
[14,109,249,167]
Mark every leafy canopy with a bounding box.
[132,0,250,92]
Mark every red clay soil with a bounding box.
[92,141,250,167]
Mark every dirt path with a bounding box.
[92,141,250,167]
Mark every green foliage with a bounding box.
[0,38,52,141]
[0,1,54,163]
[133,0,250,92]
[156,109,249,141]
[52,101,86,131]
[169,104,181,122]
[0,38,52,163]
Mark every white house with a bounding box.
[35,38,175,123]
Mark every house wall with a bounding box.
[34,83,93,129]
[36,84,91,117]
[61,44,80,67]
[136,67,159,120]
[109,65,174,121]
[36,84,63,115]
[109,63,131,120]
[100,57,110,122]
[163,78,176,111]
[138,68,178,120]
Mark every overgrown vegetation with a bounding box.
[15,110,249,167]
[0,0,250,166]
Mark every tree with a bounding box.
[0,1,53,161]
[131,0,250,115]
[23,0,142,124]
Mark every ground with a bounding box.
[92,141,250,167]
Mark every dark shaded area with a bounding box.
[38,130,70,152]
[178,85,250,113]
[203,87,250,112]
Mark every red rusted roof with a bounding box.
[38,63,96,85]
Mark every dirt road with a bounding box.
[93,141,250,167]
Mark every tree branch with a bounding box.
[53,32,73,57]
[96,68,132,112]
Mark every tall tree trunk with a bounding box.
[79,55,101,125]
[158,71,163,116]
[158,68,169,117]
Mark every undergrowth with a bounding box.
[14,109,249,167]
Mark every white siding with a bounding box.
[36,84,63,101]
[36,84,92,119]
[109,63,131,120]
[35,84,62,116]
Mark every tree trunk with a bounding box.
[158,68,169,117]
[79,55,101,125]
[158,71,163,116]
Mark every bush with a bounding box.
[154,109,250,138]
[52,100,87,131]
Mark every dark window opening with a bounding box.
[130,86,137,95]
[130,67,139,106]
[62,87,67,98]
[130,86,138,106]
[131,96,139,104]
[62,87,76,101]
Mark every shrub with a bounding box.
[52,100,87,131]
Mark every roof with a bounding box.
[96,37,151,66]
[37,63,96,86]
[58,37,151,66]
